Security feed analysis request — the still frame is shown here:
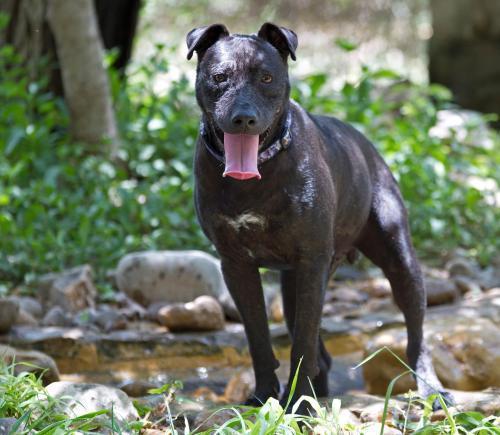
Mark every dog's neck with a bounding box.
[199,107,293,166]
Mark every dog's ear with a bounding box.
[186,24,229,60]
[257,22,297,61]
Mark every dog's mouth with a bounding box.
[211,122,272,181]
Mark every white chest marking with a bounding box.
[225,213,266,232]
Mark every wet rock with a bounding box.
[322,301,358,317]
[0,418,18,434]
[118,379,157,397]
[0,344,60,385]
[157,295,225,332]
[87,306,128,332]
[16,309,38,326]
[363,299,500,394]
[41,306,75,327]
[224,369,254,403]
[450,388,500,415]
[8,296,43,319]
[270,294,283,323]
[46,381,138,423]
[38,265,96,313]
[116,250,231,307]
[362,329,416,395]
[0,298,19,333]
[425,277,459,306]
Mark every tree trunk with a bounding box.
[429,0,500,122]
[47,0,119,151]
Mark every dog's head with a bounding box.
[187,23,297,180]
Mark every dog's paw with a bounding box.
[431,391,455,411]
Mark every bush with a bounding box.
[0,34,498,290]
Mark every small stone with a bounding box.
[0,298,19,333]
[270,294,283,323]
[224,369,255,403]
[37,265,96,313]
[425,277,459,306]
[194,408,236,432]
[0,344,60,385]
[118,379,157,397]
[453,276,482,295]
[446,257,477,278]
[9,296,43,319]
[357,277,392,298]
[16,308,38,326]
[46,381,139,423]
[41,306,74,327]
[330,286,369,304]
[0,418,18,434]
[360,422,402,434]
[157,295,225,332]
[92,307,127,332]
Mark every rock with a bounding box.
[425,277,459,306]
[446,257,477,278]
[0,418,18,434]
[362,329,416,395]
[193,408,236,432]
[359,423,402,434]
[357,277,392,298]
[453,276,482,295]
[330,286,369,304]
[8,296,43,319]
[363,302,500,394]
[0,344,60,385]
[223,369,254,403]
[38,265,96,313]
[41,306,74,327]
[0,298,19,333]
[118,379,157,397]
[46,381,138,423]
[89,306,128,332]
[270,294,283,323]
[157,296,225,332]
[16,309,38,326]
[116,250,231,306]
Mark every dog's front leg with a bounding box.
[220,258,280,405]
[281,259,330,411]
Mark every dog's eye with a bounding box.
[261,74,273,84]
[213,73,227,83]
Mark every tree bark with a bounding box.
[429,0,500,122]
[47,0,119,151]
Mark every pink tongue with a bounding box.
[223,133,261,180]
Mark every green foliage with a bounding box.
[1,24,498,288]
[0,40,208,286]
[0,362,121,433]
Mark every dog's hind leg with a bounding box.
[356,186,453,408]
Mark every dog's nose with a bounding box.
[231,112,257,128]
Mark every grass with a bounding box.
[1,350,499,434]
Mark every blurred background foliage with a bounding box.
[0,0,499,291]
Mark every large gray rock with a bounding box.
[46,381,138,423]
[425,277,459,306]
[157,295,225,332]
[116,250,232,307]
[37,265,97,313]
[0,298,19,333]
[0,344,60,385]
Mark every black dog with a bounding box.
[187,23,452,411]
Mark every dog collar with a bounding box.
[199,111,292,166]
